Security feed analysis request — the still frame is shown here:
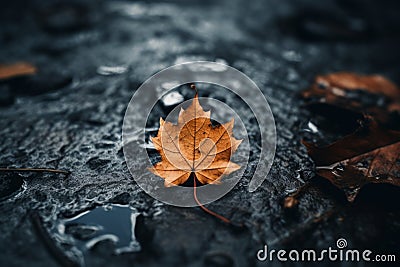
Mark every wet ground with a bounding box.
[0,0,400,266]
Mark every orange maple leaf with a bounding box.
[150,91,242,187]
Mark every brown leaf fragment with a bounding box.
[0,62,37,80]
[301,72,400,124]
[283,196,299,209]
[150,93,242,186]
[303,117,400,202]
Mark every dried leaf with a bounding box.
[301,72,400,124]
[303,117,400,202]
[0,62,37,80]
[150,93,242,186]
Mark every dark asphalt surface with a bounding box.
[0,0,399,266]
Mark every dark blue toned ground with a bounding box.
[0,0,399,266]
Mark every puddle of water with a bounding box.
[300,121,320,134]
[306,121,319,133]
[55,204,141,265]
[161,91,184,106]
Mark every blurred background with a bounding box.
[0,0,399,266]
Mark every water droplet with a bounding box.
[161,92,184,106]
[97,66,127,76]
[303,121,319,133]
[308,121,319,133]
[295,170,306,183]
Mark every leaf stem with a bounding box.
[193,175,230,224]
[190,84,198,94]
[0,168,70,175]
